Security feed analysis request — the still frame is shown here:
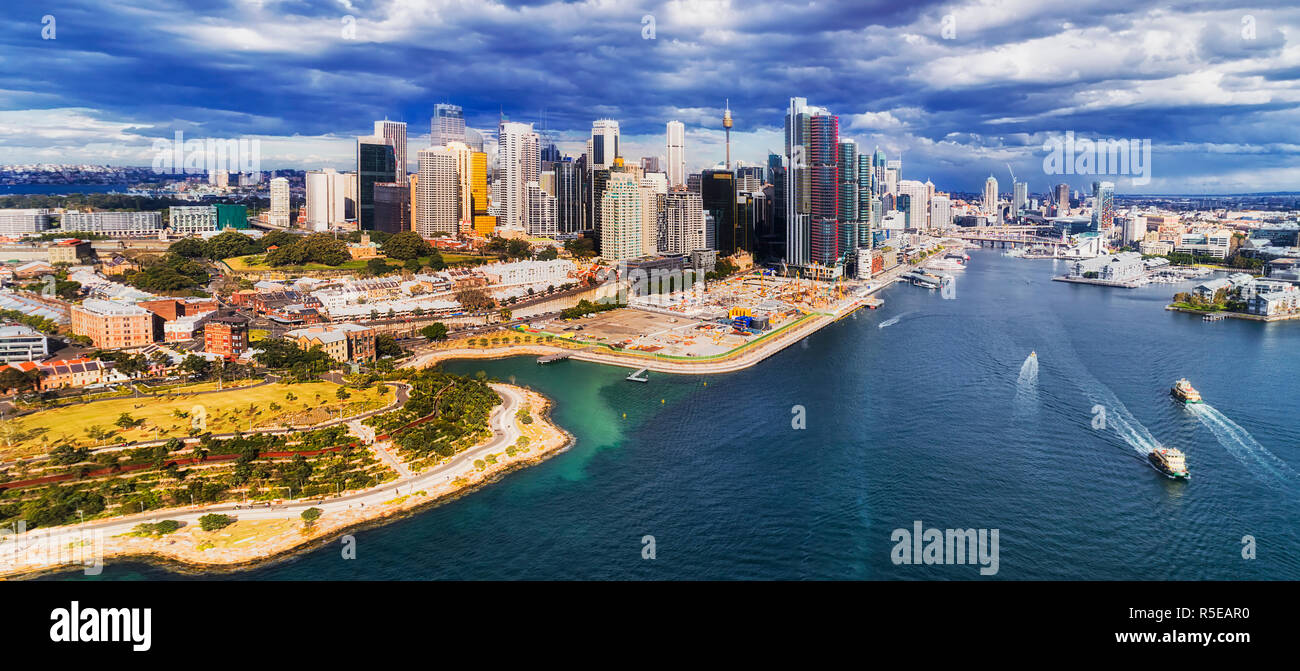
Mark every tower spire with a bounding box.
[722,99,733,170]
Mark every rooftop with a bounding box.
[76,298,151,316]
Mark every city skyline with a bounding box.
[3,1,1299,194]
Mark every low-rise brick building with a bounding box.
[284,323,376,362]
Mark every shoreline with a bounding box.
[406,278,902,376]
[1164,305,1300,322]
[1,384,573,580]
[3,266,912,579]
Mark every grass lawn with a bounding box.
[0,380,394,459]
[226,254,372,273]
[438,253,490,267]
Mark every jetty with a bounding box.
[626,368,649,382]
[537,352,571,364]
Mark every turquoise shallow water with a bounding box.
[56,250,1300,580]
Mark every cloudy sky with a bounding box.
[2,0,1299,194]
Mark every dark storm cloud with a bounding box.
[2,0,1299,192]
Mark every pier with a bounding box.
[626,368,649,382]
[537,352,572,364]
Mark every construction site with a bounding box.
[520,269,879,360]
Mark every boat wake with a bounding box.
[1016,353,1038,391]
[1188,404,1299,487]
[1012,353,1039,417]
[878,314,905,329]
[1034,323,1163,459]
[1103,406,1164,458]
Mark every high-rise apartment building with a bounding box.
[837,140,858,255]
[784,97,841,268]
[984,175,1000,221]
[269,176,290,227]
[526,181,558,237]
[930,194,953,229]
[445,141,474,228]
[661,192,706,255]
[600,171,642,261]
[497,121,540,230]
[666,120,686,188]
[808,111,840,266]
[897,180,929,231]
[416,147,459,236]
[1013,181,1028,217]
[305,169,356,231]
[1092,181,1116,229]
[639,173,668,257]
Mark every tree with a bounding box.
[374,332,405,357]
[419,322,449,342]
[115,412,141,429]
[0,366,40,394]
[180,354,211,379]
[50,444,91,465]
[198,513,235,532]
[455,288,494,311]
[537,246,558,261]
[335,386,351,400]
[301,507,322,527]
[404,257,421,273]
[426,250,446,270]
[170,237,207,258]
[265,233,349,267]
[381,231,432,260]
[121,253,209,293]
[564,237,596,258]
[204,231,260,260]
[505,239,531,259]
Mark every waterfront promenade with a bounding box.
[0,383,570,578]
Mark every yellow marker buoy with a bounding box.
[622,413,626,418]
[661,399,665,404]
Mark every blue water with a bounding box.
[56,250,1300,580]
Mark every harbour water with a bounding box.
[58,250,1300,580]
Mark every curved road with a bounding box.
[2,384,523,569]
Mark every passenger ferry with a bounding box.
[1147,447,1190,479]
[1170,378,1203,404]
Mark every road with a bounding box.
[2,384,523,568]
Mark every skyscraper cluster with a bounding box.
[299,94,976,281]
